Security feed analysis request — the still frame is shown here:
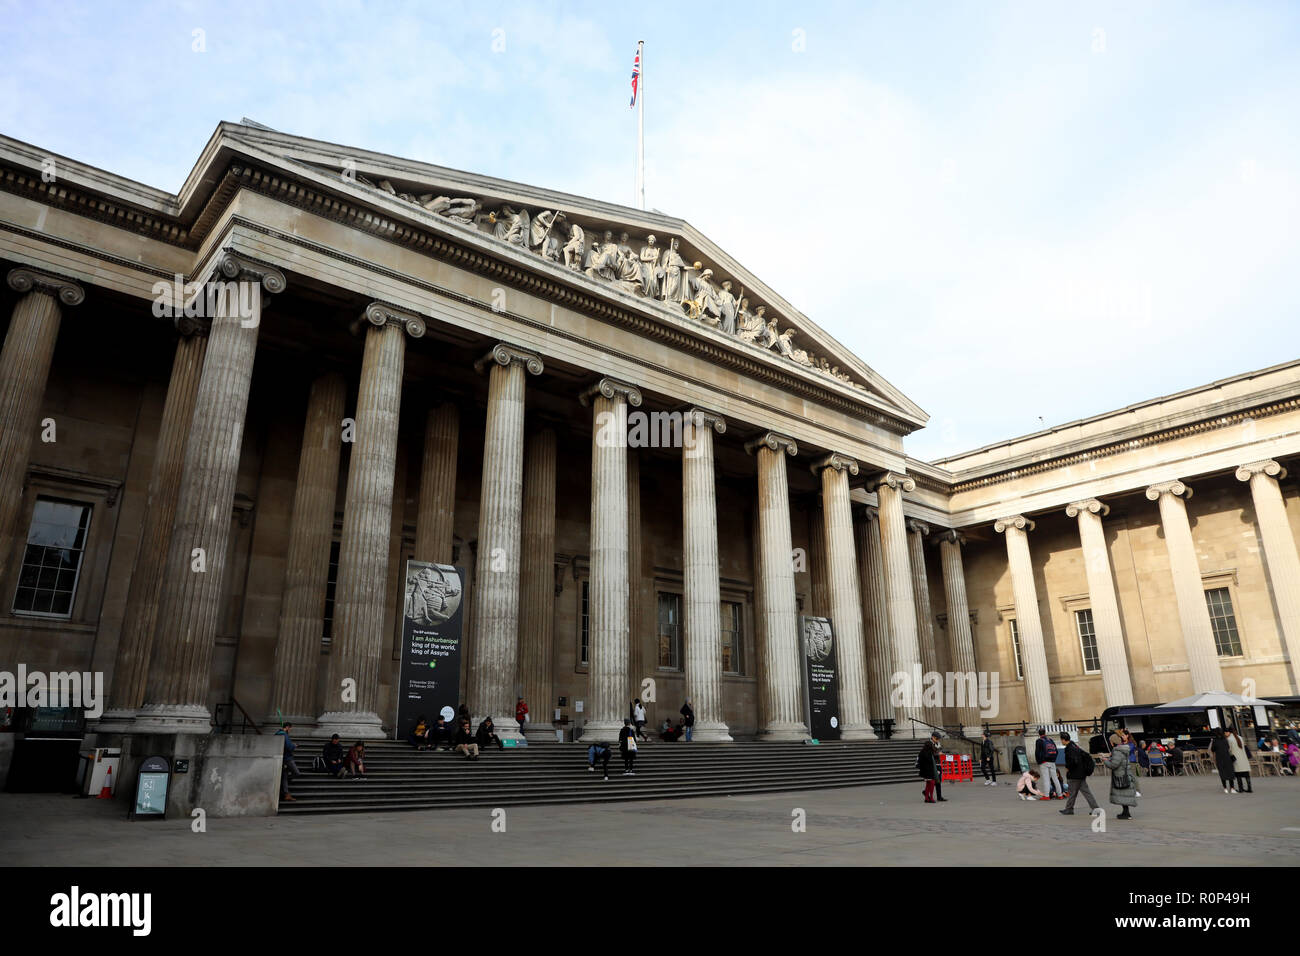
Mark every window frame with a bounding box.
[1075,608,1102,674]
[1204,586,1244,658]
[11,496,93,620]
[720,599,744,676]
[1009,617,1024,681]
[656,590,683,671]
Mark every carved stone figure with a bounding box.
[718,280,738,335]
[639,235,662,298]
[688,268,722,325]
[530,210,565,259]
[490,205,529,246]
[422,195,480,223]
[563,225,585,271]
[774,327,797,357]
[616,232,643,294]
[661,238,688,305]
[584,230,618,282]
[737,299,766,343]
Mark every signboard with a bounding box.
[395,561,465,740]
[131,756,170,820]
[801,615,841,741]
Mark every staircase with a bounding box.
[279,738,926,815]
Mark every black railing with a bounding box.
[212,699,263,735]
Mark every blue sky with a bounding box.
[2,0,1297,460]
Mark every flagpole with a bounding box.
[636,39,645,210]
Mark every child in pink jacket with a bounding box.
[1016,768,1044,800]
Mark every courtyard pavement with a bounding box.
[3,772,1298,866]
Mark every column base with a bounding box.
[840,723,879,741]
[316,710,386,740]
[90,709,137,734]
[577,719,624,743]
[691,721,733,742]
[523,724,557,742]
[759,721,810,741]
[133,704,211,735]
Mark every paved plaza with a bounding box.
[4,773,1297,866]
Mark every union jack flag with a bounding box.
[630,48,640,108]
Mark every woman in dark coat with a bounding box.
[917,734,944,803]
[1210,728,1237,793]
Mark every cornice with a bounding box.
[0,163,189,244]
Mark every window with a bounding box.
[322,540,341,643]
[1075,609,1101,673]
[1205,587,1243,657]
[1009,618,1024,681]
[720,601,744,674]
[579,580,590,667]
[657,592,682,669]
[13,498,92,618]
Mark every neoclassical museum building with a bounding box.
[2,121,1298,751]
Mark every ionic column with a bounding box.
[745,431,807,740]
[464,344,544,739]
[1066,499,1134,706]
[856,506,894,735]
[867,472,923,736]
[627,449,644,700]
[100,324,209,729]
[416,401,459,564]
[935,530,979,732]
[682,407,732,741]
[993,515,1054,725]
[266,370,347,727]
[906,519,942,727]
[317,304,425,738]
[814,453,876,740]
[518,427,557,739]
[0,269,84,584]
[138,253,285,732]
[580,377,640,742]
[1144,481,1224,693]
[807,500,830,616]
[1236,461,1300,693]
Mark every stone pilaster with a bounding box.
[856,506,895,735]
[746,431,807,740]
[935,530,979,731]
[1144,481,1224,693]
[1236,461,1300,693]
[681,407,732,741]
[867,472,924,736]
[463,344,543,739]
[138,253,285,732]
[0,269,84,585]
[814,453,875,739]
[518,428,557,738]
[317,304,424,738]
[415,401,458,564]
[580,377,640,741]
[906,519,942,727]
[99,327,209,730]
[266,370,346,727]
[1065,499,1134,706]
[993,515,1054,726]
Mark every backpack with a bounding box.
[1072,744,1095,776]
[1041,738,1057,761]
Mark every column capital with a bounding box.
[578,376,643,407]
[683,406,726,434]
[864,470,914,494]
[475,342,544,376]
[361,301,426,339]
[810,452,859,477]
[7,267,85,306]
[905,518,931,537]
[855,503,879,522]
[214,251,287,294]
[932,528,965,547]
[1145,480,1192,502]
[994,514,1035,533]
[744,431,797,457]
[1236,460,1286,482]
[1066,498,1110,519]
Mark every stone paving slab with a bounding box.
[2,774,1297,866]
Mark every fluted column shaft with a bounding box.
[101,331,208,725]
[518,428,557,738]
[937,532,979,730]
[268,371,346,726]
[857,507,894,732]
[871,474,923,735]
[817,455,875,739]
[751,434,807,739]
[995,517,1054,725]
[627,450,644,701]
[1146,482,1223,693]
[1237,462,1300,693]
[416,402,459,564]
[1067,500,1134,706]
[682,410,732,740]
[906,521,942,726]
[808,501,830,616]
[141,256,282,731]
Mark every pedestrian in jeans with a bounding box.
[277,721,299,802]
[979,730,998,785]
[587,741,612,779]
[632,698,648,741]
[1034,727,1063,800]
[1058,732,1100,815]
[619,719,638,775]
[680,699,695,742]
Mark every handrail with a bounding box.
[232,698,263,734]
[211,699,263,735]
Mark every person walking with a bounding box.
[276,721,300,802]
[917,732,945,803]
[515,697,529,735]
[1227,728,1253,793]
[1211,729,1237,793]
[1106,736,1138,819]
[618,718,639,775]
[1034,727,1063,800]
[979,729,998,785]
[632,698,649,741]
[587,740,612,780]
[1058,732,1100,815]
[680,699,695,742]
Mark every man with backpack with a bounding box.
[1058,731,1100,814]
[1034,727,1063,800]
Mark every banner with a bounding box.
[395,561,465,740]
[801,615,841,740]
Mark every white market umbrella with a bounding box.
[1158,691,1280,709]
